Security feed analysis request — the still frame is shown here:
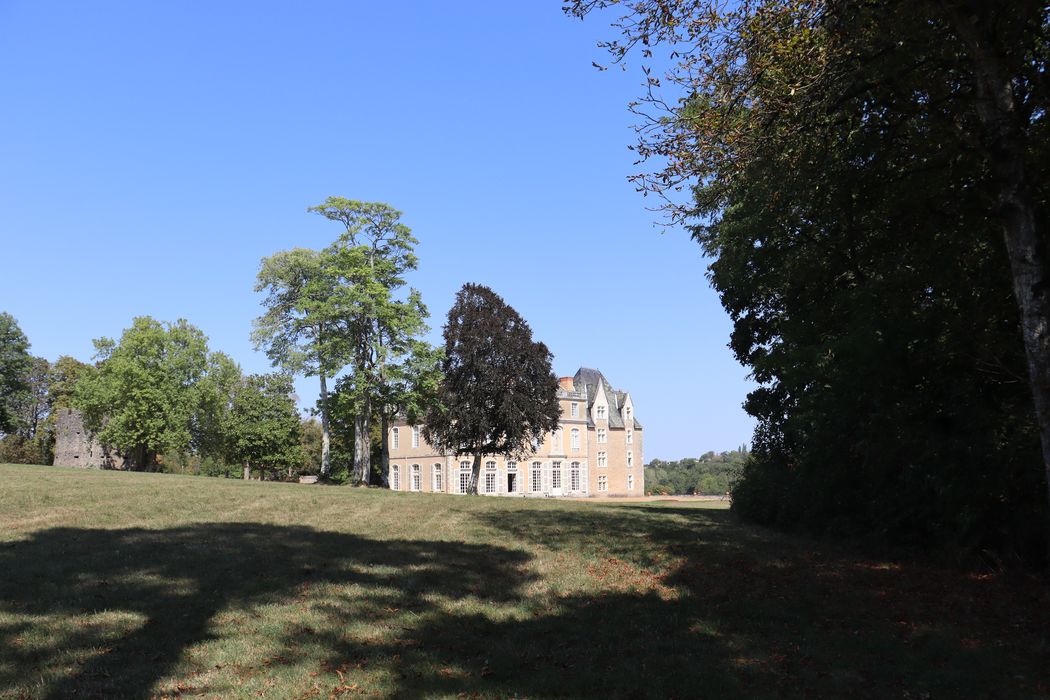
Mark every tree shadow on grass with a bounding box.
[0,524,533,699]
[414,503,1049,699]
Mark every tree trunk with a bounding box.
[243,462,250,481]
[951,8,1050,547]
[318,372,331,479]
[354,393,371,484]
[467,453,482,495]
[380,413,390,487]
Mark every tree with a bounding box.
[224,373,304,481]
[309,198,428,485]
[570,0,1050,560]
[0,312,31,435]
[253,248,345,479]
[423,284,561,495]
[74,317,211,469]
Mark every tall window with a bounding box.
[459,460,471,494]
[571,402,579,418]
[597,405,606,419]
[598,475,608,492]
[485,471,497,493]
[597,428,606,443]
[570,461,581,491]
[392,427,399,450]
[625,407,631,422]
[598,451,607,467]
[433,463,443,492]
[391,465,400,490]
[531,461,542,492]
[411,464,421,491]
[627,430,633,444]
[627,451,633,468]
[552,428,562,451]
[551,461,562,489]
[627,474,634,490]
[571,428,580,450]
[412,426,420,448]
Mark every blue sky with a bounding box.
[0,1,754,459]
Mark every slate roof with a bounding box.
[571,367,640,430]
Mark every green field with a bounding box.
[1,464,1047,699]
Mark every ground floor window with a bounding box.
[531,461,542,492]
[598,475,608,492]
[391,465,400,490]
[459,460,471,493]
[627,474,634,490]
[433,464,443,492]
[570,461,581,491]
[411,464,421,491]
[485,471,497,493]
[551,461,562,490]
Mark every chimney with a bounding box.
[559,376,575,391]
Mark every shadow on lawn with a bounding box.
[0,523,532,699]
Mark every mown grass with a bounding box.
[1,463,1048,699]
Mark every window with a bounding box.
[597,428,606,443]
[459,460,471,494]
[531,435,541,451]
[570,428,579,451]
[571,402,579,418]
[625,407,632,422]
[627,451,633,468]
[598,451,607,467]
[570,461,581,491]
[485,471,497,493]
[628,474,634,490]
[411,464,421,491]
[506,460,517,471]
[551,461,562,489]
[412,426,420,448]
[552,428,562,451]
[627,430,633,444]
[597,405,606,419]
[486,460,497,471]
[531,461,542,492]
[433,463,443,492]
[392,427,399,450]
[391,465,400,490]
[598,475,608,492]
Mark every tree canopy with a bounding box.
[423,284,561,495]
[0,312,31,435]
[571,0,1050,561]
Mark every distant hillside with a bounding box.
[645,448,748,495]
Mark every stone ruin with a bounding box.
[52,408,127,469]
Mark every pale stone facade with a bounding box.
[52,408,127,469]
[388,367,643,498]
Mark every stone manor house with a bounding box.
[388,367,643,497]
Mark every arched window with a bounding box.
[390,464,400,490]
[392,427,399,450]
[433,463,443,491]
[411,464,421,491]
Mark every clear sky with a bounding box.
[0,1,754,460]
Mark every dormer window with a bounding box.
[597,405,606,419]
[625,407,632,423]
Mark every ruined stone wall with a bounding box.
[53,408,126,469]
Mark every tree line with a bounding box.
[571,0,1049,563]
[1,200,562,492]
[645,448,749,496]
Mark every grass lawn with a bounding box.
[1,464,1048,699]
